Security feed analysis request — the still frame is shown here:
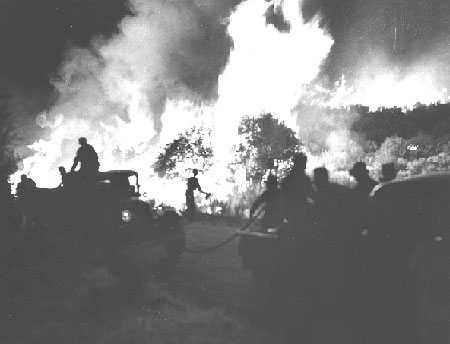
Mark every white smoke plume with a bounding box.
[13,0,242,189]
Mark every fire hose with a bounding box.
[184,208,265,254]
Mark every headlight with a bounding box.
[361,228,369,238]
[122,210,133,222]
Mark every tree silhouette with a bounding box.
[233,113,301,184]
[153,126,213,178]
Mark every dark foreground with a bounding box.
[0,221,424,344]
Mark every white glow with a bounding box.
[325,61,447,111]
[12,0,450,209]
[214,0,333,153]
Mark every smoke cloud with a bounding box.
[302,0,450,88]
[43,0,242,135]
[10,0,245,187]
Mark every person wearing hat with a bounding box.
[379,162,397,183]
[185,169,211,221]
[349,162,378,201]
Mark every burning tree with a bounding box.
[232,113,301,185]
[153,126,214,178]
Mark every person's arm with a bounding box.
[70,157,79,172]
[250,193,265,219]
[196,179,211,198]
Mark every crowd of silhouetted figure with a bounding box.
[237,154,408,341]
[246,153,395,236]
[239,153,401,319]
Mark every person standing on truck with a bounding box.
[71,137,99,184]
[185,169,210,221]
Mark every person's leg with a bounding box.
[186,194,196,221]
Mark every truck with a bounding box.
[28,169,185,259]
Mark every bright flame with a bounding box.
[324,60,449,111]
[11,0,450,209]
[12,0,334,207]
[214,0,333,151]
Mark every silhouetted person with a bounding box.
[58,166,68,187]
[59,166,80,195]
[71,138,99,185]
[279,153,316,302]
[280,153,312,224]
[313,167,353,292]
[185,169,210,220]
[349,162,378,284]
[249,174,284,230]
[313,167,352,232]
[16,174,37,229]
[379,162,397,182]
[350,162,378,202]
[239,174,284,291]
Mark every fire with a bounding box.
[10,0,450,209]
[327,72,448,111]
[214,0,333,150]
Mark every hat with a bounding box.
[350,162,368,177]
[380,163,397,182]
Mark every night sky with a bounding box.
[2,0,450,134]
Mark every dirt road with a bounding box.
[1,221,407,343]
[0,221,276,344]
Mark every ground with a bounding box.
[0,219,410,344]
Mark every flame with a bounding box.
[214,0,333,148]
[10,0,450,209]
[11,0,333,205]
[328,75,448,111]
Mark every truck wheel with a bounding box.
[161,211,185,258]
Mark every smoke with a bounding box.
[302,0,450,97]
[44,0,242,136]
[14,0,450,200]
[3,0,240,194]
[11,0,244,182]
